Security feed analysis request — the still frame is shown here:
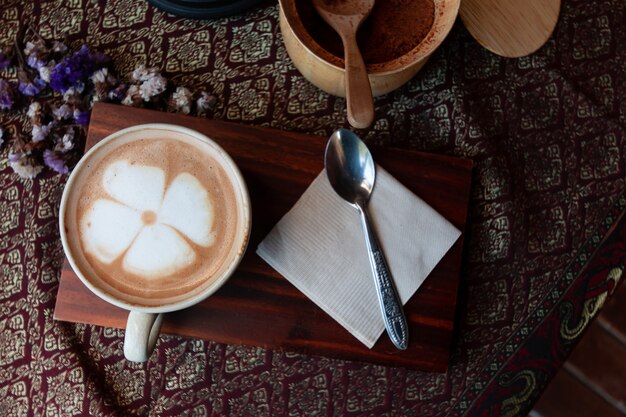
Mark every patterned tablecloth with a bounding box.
[0,0,625,416]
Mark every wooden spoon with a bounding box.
[313,0,375,129]
[460,0,561,58]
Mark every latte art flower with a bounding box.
[80,161,216,279]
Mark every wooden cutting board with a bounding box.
[460,0,561,58]
[54,102,473,372]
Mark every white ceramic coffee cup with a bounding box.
[59,124,251,362]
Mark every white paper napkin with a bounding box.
[256,166,461,348]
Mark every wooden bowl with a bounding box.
[279,0,460,97]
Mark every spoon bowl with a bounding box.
[324,128,409,350]
[324,128,374,206]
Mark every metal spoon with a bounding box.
[313,0,375,129]
[324,128,408,350]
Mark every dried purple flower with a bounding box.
[50,44,109,93]
[43,149,68,174]
[73,109,89,126]
[18,77,46,96]
[9,152,43,179]
[3,31,219,179]
[0,79,13,110]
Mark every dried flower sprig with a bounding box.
[0,45,13,69]
[0,28,218,179]
[0,79,13,110]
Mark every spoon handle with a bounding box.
[341,32,375,129]
[357,204,409,350]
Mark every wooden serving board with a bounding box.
[460,0,561,58]
[54,102,473,371]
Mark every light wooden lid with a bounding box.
[460,0,561,58]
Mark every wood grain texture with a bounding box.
[566,324,626,406]
[532,368,623,417]
[460,0,561,58]
[54,102,473,371]
[312,0,375,128]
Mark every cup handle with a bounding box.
[123,311,163,362]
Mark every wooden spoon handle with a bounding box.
[342,33,374,129]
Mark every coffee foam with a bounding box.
[65,129,241,307]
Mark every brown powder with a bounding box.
[297,0,435,64]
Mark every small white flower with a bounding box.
[131,64,159,82]
[27,102,42,119]
[9,155,43,179]
[38,60,55,83]
[55,129,75,153]
[23,41,36,56]
[91,68,109,84]
[139,74,167,101]
[61,132,74,151]
[171,87,192,114]
[0,126,4,146]
[53,104,73,120]
[32,122,54,143]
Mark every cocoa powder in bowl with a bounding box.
[297,0,435,66]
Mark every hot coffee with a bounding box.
[63,127,244,307]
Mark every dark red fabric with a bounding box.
[0,0,624,415]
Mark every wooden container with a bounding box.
[459,0,561,58]
[279,0,460,97]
